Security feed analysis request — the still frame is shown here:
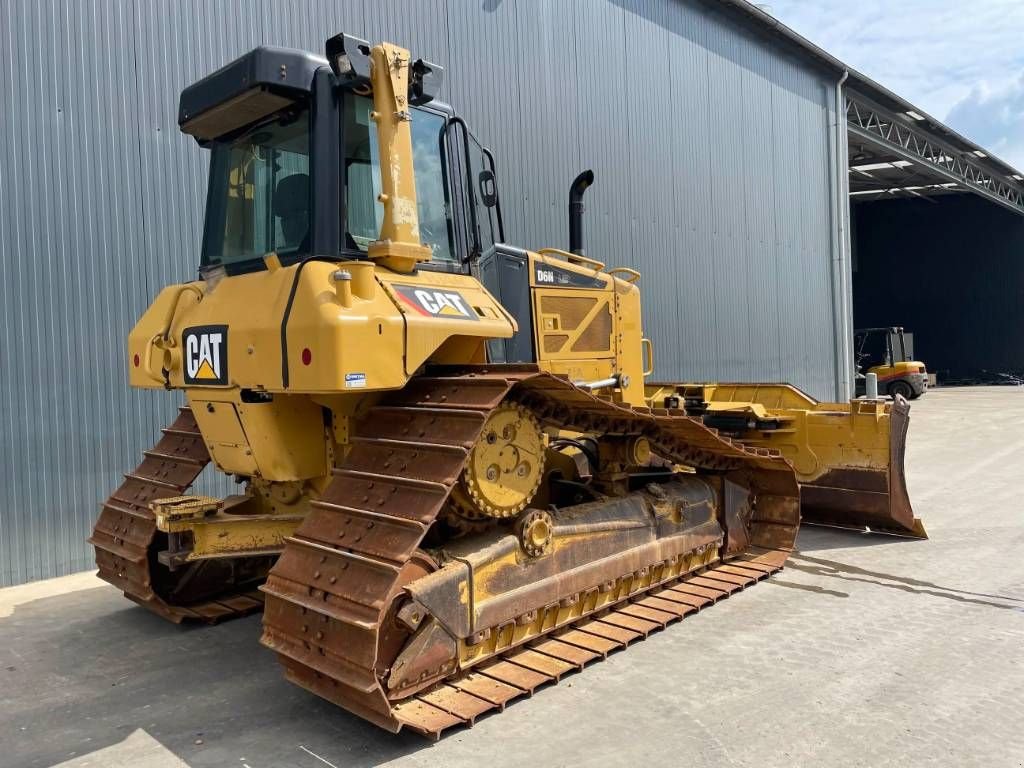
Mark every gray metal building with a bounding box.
[0,0,850,586]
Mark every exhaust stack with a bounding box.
[569,169,595,257]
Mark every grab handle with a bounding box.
[607,267,641,284]
[641,338,655,377]
[142,284,203,386]
[142,333,167,385]
[537,247,606,272]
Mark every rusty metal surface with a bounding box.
[396,549,781,739]
[258,369,800,736]
[88,407,268,623]
[800,396,926,538]
[405,480,724,642]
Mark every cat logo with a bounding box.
[183,325,228,385]
[392,284,479,321]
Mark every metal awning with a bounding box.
[846,89,1024,214]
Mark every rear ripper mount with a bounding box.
[89,407,272,622]
[258,369,800,737]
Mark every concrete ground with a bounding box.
[2,387,1022,768]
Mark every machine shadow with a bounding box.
[784,552,1023,612]
[794,524,925,552]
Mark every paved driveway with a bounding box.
[1,387,1022,768]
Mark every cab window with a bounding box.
[202,107,310,268]
[343,95,455,263]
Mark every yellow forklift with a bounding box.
[854,326,928,399]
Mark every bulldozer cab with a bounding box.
[186,44,502,281]
[178,38,642,397]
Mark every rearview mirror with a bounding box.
[479,169,498,208]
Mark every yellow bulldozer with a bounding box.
[90,35,924,737]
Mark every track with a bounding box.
[391,548,785,738]
[89,407,270,623]
[260,369,799,736]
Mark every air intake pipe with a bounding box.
[569,169,595,257]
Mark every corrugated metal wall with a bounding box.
[0,0,844,586]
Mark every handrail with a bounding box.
[606,267,641,284]
[143,284,204,386]
[537,247,606,272]
[142,333,168,385]
[642,338,655,377]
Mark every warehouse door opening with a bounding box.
[845,89,1024,388]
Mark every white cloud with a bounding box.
[764,0,1024,170]
[945,76,1024,170]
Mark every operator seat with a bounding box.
[274,173,310,253]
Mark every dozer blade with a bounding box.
[647,383,927,539]
[797,395,925,538]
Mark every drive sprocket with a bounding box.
[450,402,545,519]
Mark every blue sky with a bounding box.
[765,0,1024,171]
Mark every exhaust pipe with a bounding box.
[569,170,595,257]
[865,372,879,399]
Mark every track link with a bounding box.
[89,407,267,623]
[392,548,785,738]
[260,370,800,734]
